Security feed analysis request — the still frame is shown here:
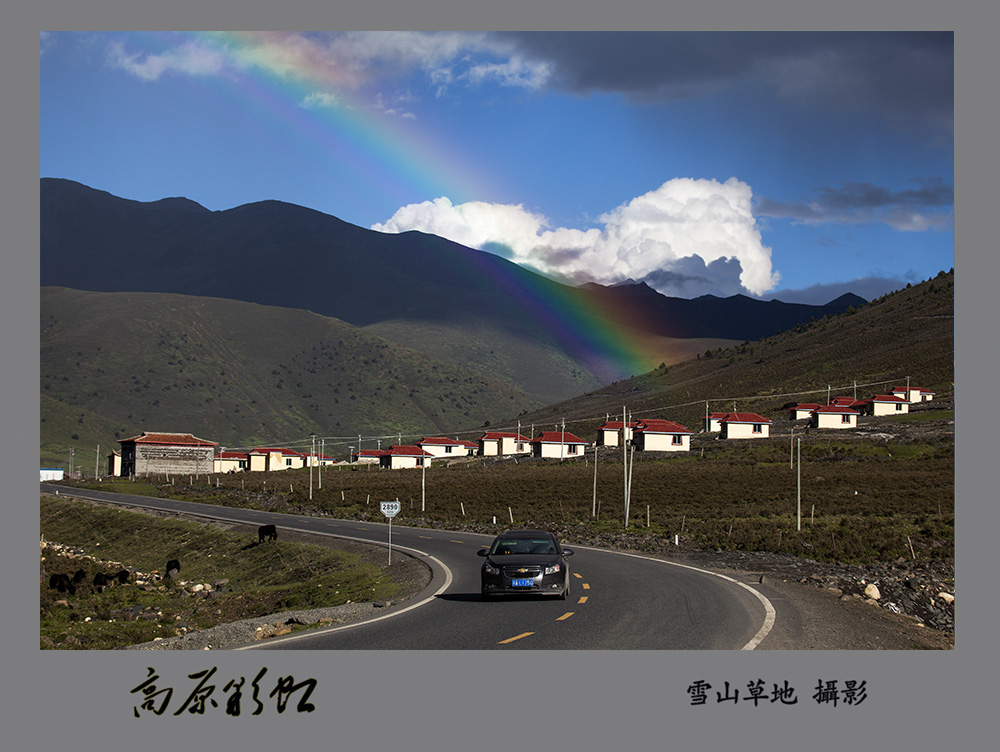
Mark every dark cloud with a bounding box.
[496,31,952,134]
[639,255,746,298]
[755,178,954,231]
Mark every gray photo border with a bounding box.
[10,1,993,749]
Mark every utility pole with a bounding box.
[622,406,627,515]
[319,438,324,489]
[95,444,100,480]
[561,418,566,460]
[592,443,599,517]
[797,438,802,531]
[309,434,316,500]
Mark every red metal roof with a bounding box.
[383,445,433,457]
[480,432,531,441]
[720,413,772,424]
[814,405,859,414]
[249,447,303,456]
[419,437,463,446]
[635,419,692,434]
[120,432,217,446]
[870,394,907,403]
[597,421,639,430]
[532,431,587,444]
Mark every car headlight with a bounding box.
[484,561,500,575]
[543,563,561,575]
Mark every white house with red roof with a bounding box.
[811,404,860,429]
[595,420,638,446]
[417,437,466,458]
[118,431,218,477]
[379,445,433,469]
[247,447,305,472]
[531,431,589,459]
[828,396,867,409]
[702,412,729,432]
[866,394,910,416]
[352,449,384,464]
[459,440,479,456]
[214,450,249,473]
[634,419,693,451]
[720,413,772,439]
[479,432,531,457]
[787,403,821,421]
[892,385,936,403]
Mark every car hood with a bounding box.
[485,554,561,567]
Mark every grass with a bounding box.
[40,495,406,650]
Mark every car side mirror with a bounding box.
[477,548,489,557]
[562,548,574,556]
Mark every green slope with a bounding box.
[506,270,954,435]
[41,287,542,464]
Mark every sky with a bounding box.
[39,31,954,305]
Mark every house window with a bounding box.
[417,458,424,466]
[842,414,851,423]
[285,458,292,466]
[568,444,578,454]
[672,434,683,445]
[752,423,763,433]
[445,446,453,454]
[895,403,903,411]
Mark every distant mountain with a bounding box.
[577,281,867,341]
[40,178,867,398]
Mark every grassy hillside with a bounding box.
[40,495,416,649]
[505,270,954,435]
[41,287,542,464]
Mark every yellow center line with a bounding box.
[449,540,463,544]
[418,536,433,539]
[582,583,590,590]
[577,596,588,604]
[498,632,534,644]
[573,573,583,579]
[556,612,574,621]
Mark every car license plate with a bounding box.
[511,578,534,587]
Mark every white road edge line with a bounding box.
[40,488,454,649]
[44,488,772,649]
[231,526,454,649]
[570,544,776,650]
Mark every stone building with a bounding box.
[118,432,217,477]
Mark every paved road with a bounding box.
[41,484,774,650]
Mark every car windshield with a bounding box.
[490,538,557,555]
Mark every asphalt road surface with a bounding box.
[41,484,774,650]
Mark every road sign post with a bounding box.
[380,500,401,563]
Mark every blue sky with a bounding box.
[40,31,954,304]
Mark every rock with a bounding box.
[938,592,954,604]
[864,583,881,600]
[190,583,204,593]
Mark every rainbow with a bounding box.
[145,31,666,381]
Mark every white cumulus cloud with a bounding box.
[372,178,779,297]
